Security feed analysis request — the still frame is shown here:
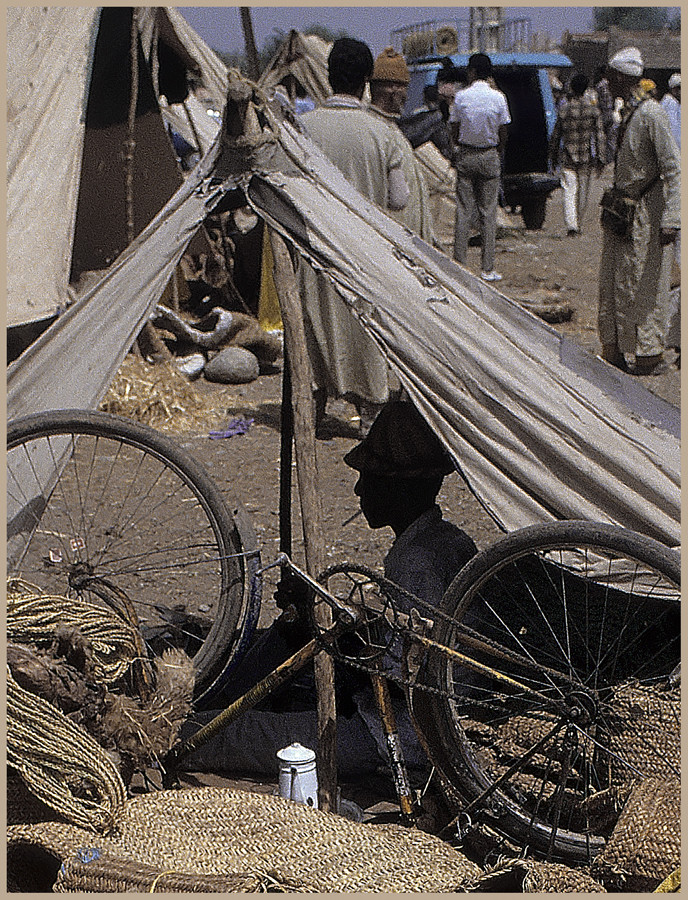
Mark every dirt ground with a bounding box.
[127,172,680,840]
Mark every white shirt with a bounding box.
[449,79,511,147]
[661,92,681,150]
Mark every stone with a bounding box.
[204,347,260,384]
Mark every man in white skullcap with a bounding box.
[661,73,681,150]
[597,47,681,375]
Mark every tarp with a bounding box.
[240,115,680,547]
[257,30,332,105]
[7,7,101,329]
[6,6,228,331]
[6,137,224,421]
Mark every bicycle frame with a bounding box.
[163,553,574,821]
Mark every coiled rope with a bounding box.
[7,578,141,683]
[6,578,142,831]
[7,667,126,832]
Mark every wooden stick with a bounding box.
[240,7,260,82]
[268,228,338,812]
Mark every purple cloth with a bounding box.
[209,417,254,439]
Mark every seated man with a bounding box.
[178,401,477,779]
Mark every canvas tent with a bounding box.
[231,107,679,547]
[6,6,227,346]
[257,30,332,106]
[8,71,680,550]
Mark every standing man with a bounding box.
[449,52,511,282]
[598,48,680,376]
[368,47,435,244]
[661,73,681,150]
[594,65,617,163]
[299,39,409,432]
[549,73,606,236]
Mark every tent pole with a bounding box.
[269,228,338,813]
[127,8,168,361]
[222,81,337,808]
[240,8,260,82]
[279,349,293,557]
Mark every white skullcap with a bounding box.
[608,47,644,77]
[669,73,681,89]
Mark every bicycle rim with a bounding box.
[7,410,261,704]
[413,521,680,863]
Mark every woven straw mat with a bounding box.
[8,785,483,893]
[476,857,606,893]
[592,776,681,892]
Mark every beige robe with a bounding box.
[298,98,406,403]
[368,106,436,244]
[598,96,681,358]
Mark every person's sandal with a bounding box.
[632,354,670,376]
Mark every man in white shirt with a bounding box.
[449,53,511,282]
[661,73,680,150]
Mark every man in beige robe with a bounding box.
[299,39,409,432]
[598,47,680,375]
[368,47,435,245]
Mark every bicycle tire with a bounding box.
[7,410,262,706]
[408,521,680,863]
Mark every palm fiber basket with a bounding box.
[7,785,483,893]
[591,776,681,892]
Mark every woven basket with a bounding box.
[8,786,483,893]
[591,777,681,892]
[476,857,606,892]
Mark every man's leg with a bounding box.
[576,165,593,231]
[561,166,578,232]
[597,228,625,367]
[453,169,474,265]
[475,173,501,274]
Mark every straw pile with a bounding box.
[99,355,227,435]
[8,786,484,893]
[476,857,607,892]
[591,777,681,892]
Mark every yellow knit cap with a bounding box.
[371,47,410,85]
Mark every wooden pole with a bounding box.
[222,83,337,809]
[268,229,338,813]
[240,7,261,82]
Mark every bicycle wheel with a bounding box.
[7,410,262,705]
[409,521,680,863]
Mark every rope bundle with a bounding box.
[7,668,126,832]
[7,578,141,684]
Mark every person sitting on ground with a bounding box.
[178,401,478,783]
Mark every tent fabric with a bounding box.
[140,7,228,155]
[242,117,680,547]
[7,6,228,331]
[257,30,332,106]
[7,7,101,329]
[7,137,224,422]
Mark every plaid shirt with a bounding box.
[550,97,606,168]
